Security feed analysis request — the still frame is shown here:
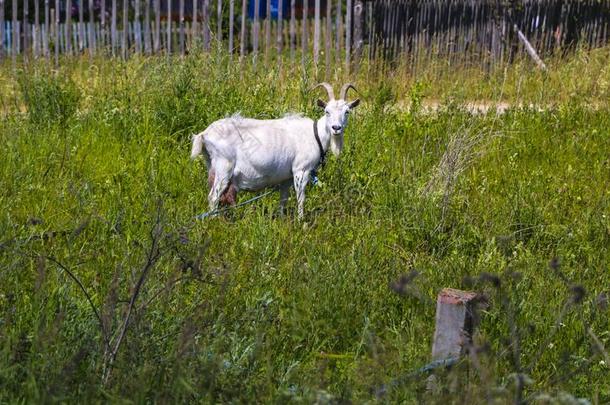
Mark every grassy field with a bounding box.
[0,50,609,403]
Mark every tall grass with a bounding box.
[0,49,609,403]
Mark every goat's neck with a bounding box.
[316,115,332,152]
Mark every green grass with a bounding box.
[0,51,609,403]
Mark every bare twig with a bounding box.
[102,204,165,385]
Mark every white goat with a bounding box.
[190,82,360,218]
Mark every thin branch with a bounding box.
[102,207,164,384]
[45,255,105,336]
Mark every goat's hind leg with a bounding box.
[208,160,234,211]
[278,181,291,215]
[292,170,310,220]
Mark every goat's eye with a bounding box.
[325,111,330,116]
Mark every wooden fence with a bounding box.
[1,0,609,69]
[370,0,610,64]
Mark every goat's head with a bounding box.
[314,83,361,156]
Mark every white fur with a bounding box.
[191,99,359,218]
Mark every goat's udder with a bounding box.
[220,183,238,206]
[208,169,238,206]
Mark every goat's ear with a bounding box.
[348,99,361,109]
[316,99,327,109]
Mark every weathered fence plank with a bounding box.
[240,0,246,60]
[134,0,141,53]
[166,0,171,54]
[78,0,85,51]
[44,0,49,59]
[0,0,5,60]
[23,0,29,61]
[33,0,40,57]
[203,0,210,51]
[229,0,234,54]
[345,0,352,72]
[89,0,96,56]
[144,0,151,53]
[302,0,308,69]
[277,0,283,66]
[353,0,363,70]
[217,0,223,44]
[53,0,59,64]
[122,0,128,58]
[265,0,271,65]
[11,0,17,60]
[180,0,185,55]
[111,0,117,56]
[335,0,342,66]
[290,0,296,63]
[253,0,259,64]
[154,0,160,53]
[313,0,320,67]
[325,0,332,79]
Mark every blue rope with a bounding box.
[195,189,276,220]
[374,357,460,397]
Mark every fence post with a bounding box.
[431,288,487,362]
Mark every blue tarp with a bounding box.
[248,0,290,20]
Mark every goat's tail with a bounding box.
[190,133,204,159]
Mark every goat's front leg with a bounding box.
[292,170,310,219]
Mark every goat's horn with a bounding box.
[340,83,359,100]
[311,82,335,100]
